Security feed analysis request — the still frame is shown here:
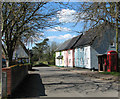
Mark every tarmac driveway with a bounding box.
[10,66,119,98]
[30,66,119,97]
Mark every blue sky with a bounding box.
[44,6,85,43]
[27,2,85,49]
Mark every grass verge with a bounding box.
[48,65,56,66]
[100,71,120,76]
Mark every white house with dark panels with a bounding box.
[13,41,29,63]
[74,23,120,70]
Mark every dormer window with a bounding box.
[110,41,115,48]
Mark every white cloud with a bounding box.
[46,26,71,32]
[47,34,76,41]
[48,17,57,21]
[57,9,78,23]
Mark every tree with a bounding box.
[1,2,60,66]
[32,41,59,65]
[45,41,59,65]
[32,38,49,62]
[69,2,120,52]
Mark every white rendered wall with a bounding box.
[55,52,60,66]
[68,50,73,67]
[84,46,91,69]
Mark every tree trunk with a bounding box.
[6,47,14,67]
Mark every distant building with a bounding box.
[13,41,29,64]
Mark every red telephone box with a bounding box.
[107,50,118,72]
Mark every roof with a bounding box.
[73,22,119,48]
[55,35,82,52]
[55,22,120,51]
[55,39,71,52]
[64,35,82,50]
[13,40,29,58]
[19,40,29,55]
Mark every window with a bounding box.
[110,41,115,48]
[80,48,82,52]
[69,59,71,63]
[68,50,70,54]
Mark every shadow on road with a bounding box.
[9,74,47,98]
[29,69,39,71]
[33,63,50,67]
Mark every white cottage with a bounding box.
[55,36,81,67]
[55,40,71,67]
[74,23,120,70]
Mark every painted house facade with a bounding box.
[55,23,120,70]
[55,36,81,67]
[55,39,71,67]
[75,46,91,69]
[74,23,120,70]
[55,51,64,66]
[67,49,74,67]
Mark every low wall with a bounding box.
[2,68,11,96]
[11,65,28,93]
[2,64,28,97]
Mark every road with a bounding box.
[10,66,119,98]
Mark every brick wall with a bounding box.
[2,65,28,96]
[2,67,11,95]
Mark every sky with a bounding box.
[27,2,86,49]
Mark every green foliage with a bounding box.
[33,61,48,66]
[32,38,49,61]
[100,72,120,76]
[32,41,59,65]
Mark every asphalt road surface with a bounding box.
[10,66,119,98]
